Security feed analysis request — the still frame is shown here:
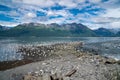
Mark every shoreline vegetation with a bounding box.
[0,42,120,80]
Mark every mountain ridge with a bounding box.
[0,23,119,37]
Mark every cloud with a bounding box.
[77,0,85,3]
[26,12,37,18]
[12,0,56,7]
[0,21,19,27]
[91,17,120,24]
[44,17,66,24]
[110,22,120,28]
[47,10,71,17]
[102,8,120,18]
[101,0,120,8]
[89,0,101,3]
[58,0,77,8]
[0,0,120,29]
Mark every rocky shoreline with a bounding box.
[0,42,120,80]
[0,42,83,71]
[83,40,120,60]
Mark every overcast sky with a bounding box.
[0,0,120,29]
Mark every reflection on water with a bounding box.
[0,37,120,61]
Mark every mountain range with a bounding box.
[0,23,120,37]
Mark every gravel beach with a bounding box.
[0,41,120,80]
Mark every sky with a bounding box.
[0,0,120,29]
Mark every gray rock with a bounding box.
[36,76,43,80]
[42,74,51,80]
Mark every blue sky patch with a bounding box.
[49,15,63,19]
[36,11,46,16]
[0,5,11,11]
[51,5,65,10]
[0,14,14,21]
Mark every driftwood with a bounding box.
[65,69,77,77]
[23,69,77,80]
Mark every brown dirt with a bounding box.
[0,59,33,71]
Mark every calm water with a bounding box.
[0,37,120,61]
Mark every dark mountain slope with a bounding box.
[116,31,120,37]
[94,28,115,37]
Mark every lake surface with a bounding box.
[0,37,120,61]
